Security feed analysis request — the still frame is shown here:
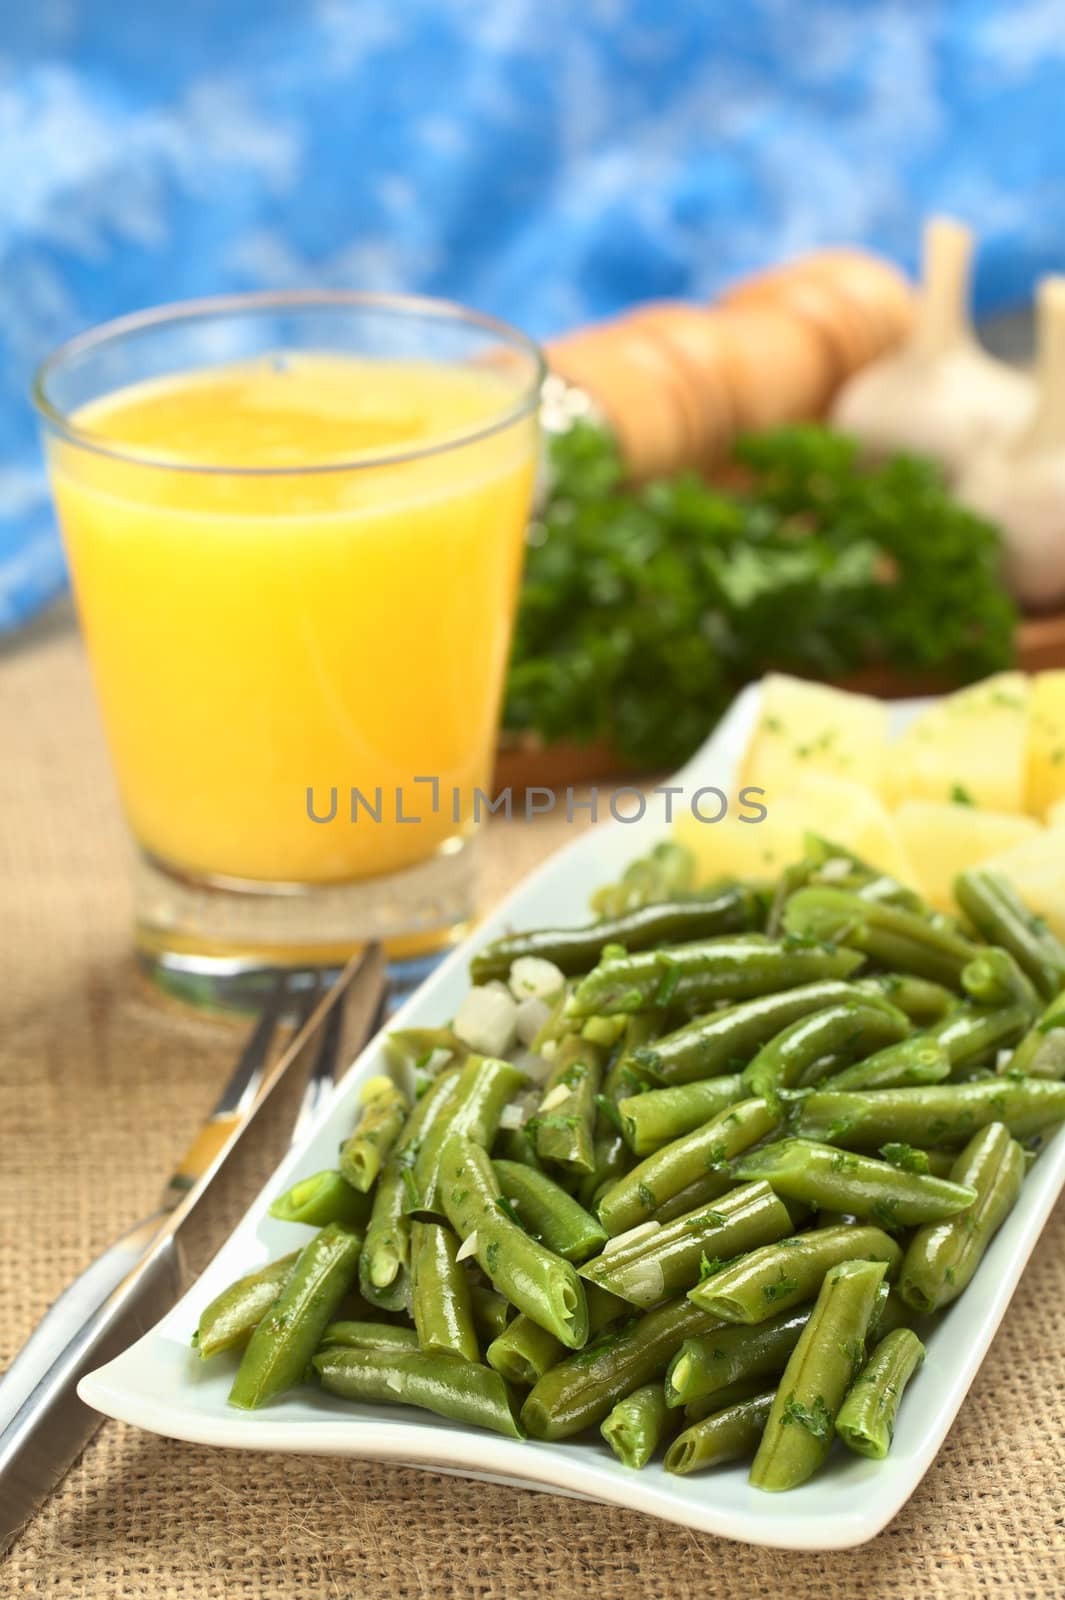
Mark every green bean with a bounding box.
[486,1314,568,1387]
[531,988,575,1055]
[194,1252,300,1360]
[359,1067,461,1310]
[494,1159,607,1262]
[440,1134,588,1348]
[766,858,815,937]
[665,1390,775,1475]
[823,1036,950,1091]
[835,1327,925,1458]
[741,1000,909,1110]
[319,1321,421,1352]
[900,1122,1025,1313]
[386,1026,468,1071]
[581,1180,793,1308]
[601,1383,681,1469]
[410,1220,479,1361]
[580,1015,629,1048]
[578,1127,631,1211]
[568,937,864,1020]
[665,1305,811,1407]
[313,1346,524,1438]
[803,835,927,914]
[962,947,1041,1014]
[340,1077,410,1193]
[597,1098,780,1236]
[929,1004,1031,1075]
[688,1223,901,1323]
[784,888,979,989]
[532,1035,604,1174]
[471,885,760,983]
[230,1223,362,1409]
[414,1055,526,1210]
[955,869,1065,1002]
[269,1170,372,1230]
[858,974,958,1024]
[521,1294,721,1440]
[731,1140,976,1229]
[617,1076,745,1157]
[493,1123,545,1173]
[870,1287,912,1338]
[846,873,928,912]
[795,1078,1065,1149]
[1008,988,1065,1079]
[486,1284,623,1387]
[590,841,697,917]
[749,1257,887,1492]
[683,1377,770,1422]
[630,981,887,1086]
[470,1285,512,1341]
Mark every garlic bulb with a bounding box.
[831,217,1033,480]
[956,276,1065,610]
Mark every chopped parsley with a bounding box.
[762,1274,800,1304]
[879,1142,930,1174]
[780,1393,834,1440]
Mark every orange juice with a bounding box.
[46,353,538,885]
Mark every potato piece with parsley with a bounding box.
[676,772,915,886]
[887,672,1030,813]
[895,800,1040,911]
[979,826,1065,939]
[1026,670,1065,819]
[740,675,889,798]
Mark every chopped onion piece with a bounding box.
[516,995,553,1048]
[498,1101,525,1131]
[600,1220,661,1256]
[511,1048,552,1083]
[818,857,853,883]
[622,1256,666,1303]
[456,1231,479,1263]
[453,984,519,1058]
[539,1082,572,1113]
[508,956,566,1003]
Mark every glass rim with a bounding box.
[32,289,546,476]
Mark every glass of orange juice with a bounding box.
[35,292,543,1002]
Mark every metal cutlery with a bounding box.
[0,944,388,1555]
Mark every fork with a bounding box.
[0,945,388,1553]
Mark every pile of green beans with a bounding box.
[190,845,1065,1496]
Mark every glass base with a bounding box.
[133,834,477,1011]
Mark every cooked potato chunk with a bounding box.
[895,800,1040,911]
[888,672,1029,813]
[1026,670,1065,819]
[980,827,1065,939]
[676,773,914,886]
[740,674,889,799]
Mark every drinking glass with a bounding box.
[35,292,543,1003]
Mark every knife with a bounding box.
[0,945,387,1556]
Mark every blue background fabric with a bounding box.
[2,0,1063,630]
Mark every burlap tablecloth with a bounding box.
[3,613,1064,1599]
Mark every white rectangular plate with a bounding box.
[80,686,1065,1550]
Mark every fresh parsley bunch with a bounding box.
[504,422,1016,770]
